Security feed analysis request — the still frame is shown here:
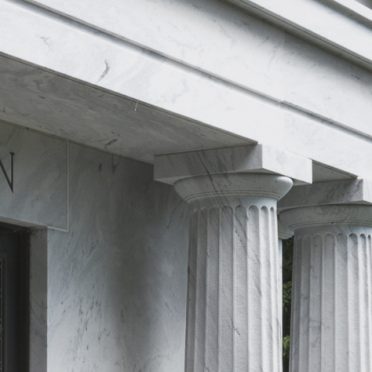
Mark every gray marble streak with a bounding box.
[0,120,68,229]
[279,178,372,211]
[29,229,48,372]
[1,2,372,181]
[47,143,189,372]
[281,205,372,372]
[290,225,372,372]
[0,55,248,164]
[173,174,292,372]
[155,145,312,186]
[186,202,283,372]
[23,0,372,138]
[0,121,190,372]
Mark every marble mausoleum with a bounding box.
[1,0,372,371]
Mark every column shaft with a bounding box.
[185,201,283,372]
[290,226,372,372]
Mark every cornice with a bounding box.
[229,0,372,70]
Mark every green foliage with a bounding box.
[283,281,292,318]
[283,335,291,362]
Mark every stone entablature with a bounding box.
[229,0,372,68]
[2,1,372,181]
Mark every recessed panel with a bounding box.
[0,121,68,229]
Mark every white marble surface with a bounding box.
[289,221,372,372]
[281,205,372,231]
[47,142,189,372]
[186,202,283,372]
[0,120,68,229]
[0,122,190,372]
[229,0,372,68]
[281,204,372,371]
[279,179,372,211]
[1,2,372,180]
[155,145,312,185]
[23,0,372,139]
[29,229,48,372]
[176,174,291,372]
[0,54,247,164]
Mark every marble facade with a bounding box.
[1,0,372,371]
[1,122,189,371]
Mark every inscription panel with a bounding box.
[0,121,68,229]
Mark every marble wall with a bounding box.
[0,121,68,229]
[0,121,189,372]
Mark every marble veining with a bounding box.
[47,143,189,372]
[23,0,372,137]
[0,121,68,229]
[167,172,293,372]
[2,2,372,180]
[186,204,282,372]
[290,227,372,372]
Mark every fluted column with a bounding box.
[176,174,292,372]
[281,205,372,372]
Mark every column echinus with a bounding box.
[279,179,372,372]
[154,145,312,372]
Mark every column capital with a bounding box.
[174,174,292,205]
[279,178,372,211]
[154,144,312,185]
[278,219,294,240]
[281,204,372,231]
[279,178,372,231]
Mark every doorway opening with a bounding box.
[0,223,30,372]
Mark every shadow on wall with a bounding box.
[46,144,189,372]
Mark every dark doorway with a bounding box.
[0,224,30,372]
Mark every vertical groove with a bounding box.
[306,237,311,372]
[185,210,198,372]
[246,207,250,372]
[218,208,222,372]
[195,209,207,371]
[216,209,221,372]
[321,234,335,372]
[348,234,358,371]
[247,205,260,372]
[359,235,367,372]
[205,208,219,372]
[308,235,322,371]
[290,228,372,372]
[203,211,208,372]
[260,206,269,372]
[186,201,282,372]
[268,207,274,372]
[233,206,248,371]
[367,236,372,372]
[218,206,234,371]
[232,207,235,372]
[271,207,281,372]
